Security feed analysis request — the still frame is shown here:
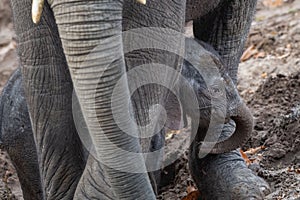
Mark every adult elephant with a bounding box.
[4,0,269,199]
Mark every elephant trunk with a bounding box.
[201,102,253,154]
[48,0,155,199]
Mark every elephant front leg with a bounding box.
[122,0,186,193]
[193,0,257,84]
[10,0,86,199]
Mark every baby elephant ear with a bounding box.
[164,91,187,130]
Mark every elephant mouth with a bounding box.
[198,102,253,155]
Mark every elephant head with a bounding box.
[166,38,253,155]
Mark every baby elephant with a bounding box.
[0,38,267,199]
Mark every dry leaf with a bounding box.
[261,72,268,79]
[240,149,251,165]
[288,167,300,174]
[245,146,266,155]
[254,51,266,59]
[241,45,258,62]
[182,191,201,200]
[165,130,181,140]
[263,0,283,8]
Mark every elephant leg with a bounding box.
[74,129,165,199]
[122,0,186,194]
[193,0,257,84]
[72,92,166,198]
[10,1,85,199]
[0,68,43,200]
[189,121,270,199]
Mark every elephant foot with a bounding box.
[189,121,271,199]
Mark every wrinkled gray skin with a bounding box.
[1,0,270,199]
[0,68,43,199]
[0,40,269,199]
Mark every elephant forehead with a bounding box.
[184,39,223,85]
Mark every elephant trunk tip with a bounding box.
[199,102,253,155]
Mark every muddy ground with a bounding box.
[0,0,299,199]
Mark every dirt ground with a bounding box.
[0,0,299,199]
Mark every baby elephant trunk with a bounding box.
[200,101,253,154]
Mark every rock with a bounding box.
[265,134,278,146]
[267,143,286,159]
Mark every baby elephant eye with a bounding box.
[212,87,220,93]
[208,78,225,98]
[209,86,224,98]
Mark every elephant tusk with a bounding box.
[32,0,44,24]
[136,0,146,5]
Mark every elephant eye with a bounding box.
[210,87,220,95]
[208,85,224,98]
[208,78,226,97]
[211,87,220,94]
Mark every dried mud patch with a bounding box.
[244,72,300,199]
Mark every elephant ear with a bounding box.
[0,67,23,148]
[197,40,225,70]
[164,91,187,130]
